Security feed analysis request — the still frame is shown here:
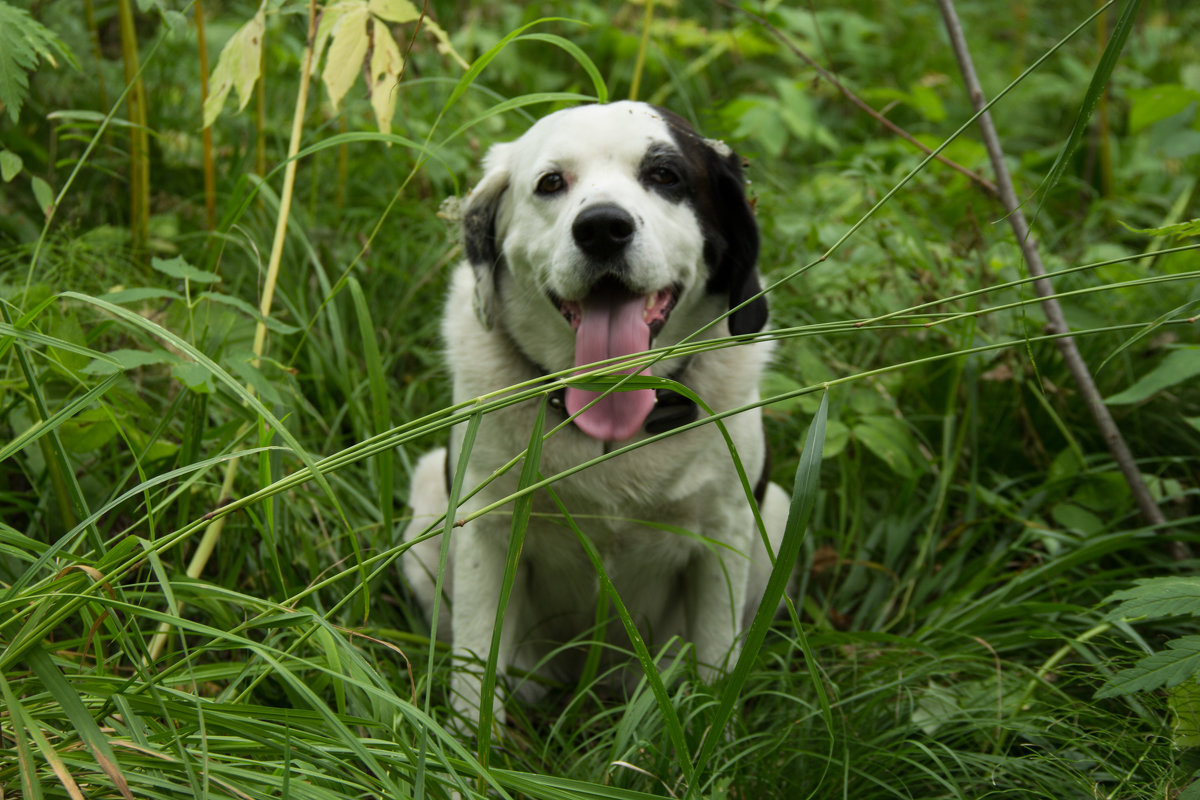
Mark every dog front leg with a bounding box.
[687,542,751,682]
[450,521,523,732]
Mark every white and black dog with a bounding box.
[402,101,789,728]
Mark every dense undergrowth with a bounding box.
[1,0,1198,797]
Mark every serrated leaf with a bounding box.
[1105,577,1200,622]
[151,255,220,284]
[0,3,78,124]
[368,18,403,135]
[1,149,22,181]
[1120,217,1200,240]
[368,0,419,23]
[420,15,469,70]
[1096,636,1200,699]
[203,8,264,128]
[30,175,54,217]
[322,4,370,110]
[1106,347,1200,405]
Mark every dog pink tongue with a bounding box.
[565,292,655,442]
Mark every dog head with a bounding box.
[461,101,766,441]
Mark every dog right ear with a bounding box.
[462,142,512,329]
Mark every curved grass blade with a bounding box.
[544,483,697,789]
[690,390,831,793]
[26,645,134,799]
[478,398,549,768]
[1032,0,1139,217]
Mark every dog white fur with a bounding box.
[402,101,788,730]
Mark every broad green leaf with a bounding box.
[368,0,419,23]
[1170,680,1200,749]
[171,361,215,393]
[31,175,53,216]
[203,7,265,128]
[198,290,299,333]
[1106,347,1200,405]
[0,149,21,181]
[1105,577,1200,622]
[100,287,183,304]
[852,415,927,477]
[368,18,403,135]
[1096,635,1200,699]
[322,4,370,110]
[1050,502,1104,537]
[152,255,220,284]
[81,348,176,375]
[1128,83,1200,133]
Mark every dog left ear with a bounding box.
[462,142,512,329]
[706,145,767,337]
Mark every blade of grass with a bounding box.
[478,398,549,767]
[690,390,831,794]
[26,645,135,800]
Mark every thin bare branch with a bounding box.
[936,0,1185,558]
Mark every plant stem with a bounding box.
[629,0,656,101]
[195,0,217,230]
[116,0,150,257]
[936,0,1184,558]
[148,0,321,662]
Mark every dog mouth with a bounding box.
[550,278,680,442]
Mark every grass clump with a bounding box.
[1,1,1198,798]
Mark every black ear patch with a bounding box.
[460,157,511,327]
[657,108,766,337]
[705,147,766,336]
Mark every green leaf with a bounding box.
[1120,217,1200,240]
[367,18,403,135]
[367,0,419,23]
[322,3,370,110]
[171,361,215,393]
[100,287,183,304]
[81,348,175,375]
[197,290,298,333]
[203,8,264,128]
[26,646,135,799]
[1106,347,1200,404]
[151,255,220,284]
[1127,84,1200,133]
[30,175,54,217]
[0,2,78,124]
[1104,577,1200,622]
[852,415,927,477]
[1096,635,1200,699]
[1170,680,1200,749]
[0,149,22,181]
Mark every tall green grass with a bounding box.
[1,1,1197,798]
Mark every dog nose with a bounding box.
[572,204,636,259]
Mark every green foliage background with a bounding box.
[1,0,1199,798]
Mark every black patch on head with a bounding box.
[656,107,766,336]
[463,194,499,269]
[637,143,689,203]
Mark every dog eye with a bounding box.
[536,173,566,195]
[648,166,680,186]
